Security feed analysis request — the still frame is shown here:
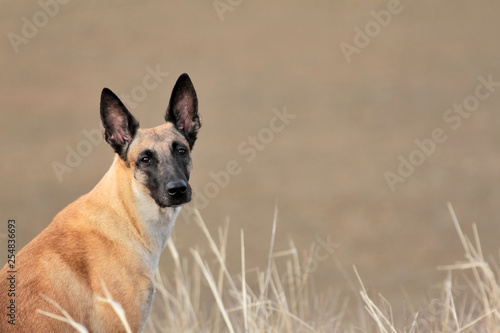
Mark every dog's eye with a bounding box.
[177,148,187,156]
[140,156,150,164]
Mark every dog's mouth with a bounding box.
[155,198,191,208]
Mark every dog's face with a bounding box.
[127,124,193,207]
[100,73,201,208]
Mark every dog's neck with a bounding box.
[132,180,181,252]
[96,156,181,266]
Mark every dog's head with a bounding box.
[100,73,201,208]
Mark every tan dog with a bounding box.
[0,73,201,332]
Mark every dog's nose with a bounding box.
[166,180,188,196]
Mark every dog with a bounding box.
[0,73,201,332]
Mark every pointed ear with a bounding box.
[100,88,140,160]
[165,73,201,149]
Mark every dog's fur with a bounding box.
[0,73,201,332]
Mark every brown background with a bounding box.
[1,0,500,318]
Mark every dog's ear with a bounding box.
[165,73,201,149]
[100,88,139,160]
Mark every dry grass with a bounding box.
[145,204,500,333]
[39,203,500,332]
[352,203,500,333]
[145,207,345,332]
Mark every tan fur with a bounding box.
[0,124,189,332]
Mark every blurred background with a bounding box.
[2,0,500,319]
